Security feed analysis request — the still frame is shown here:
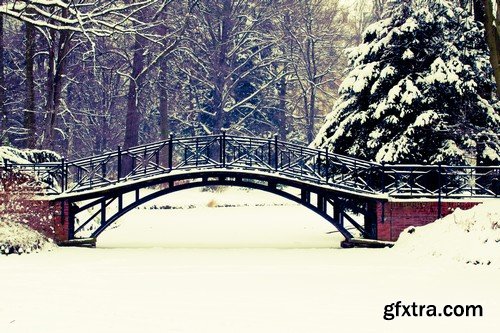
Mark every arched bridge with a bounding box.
[1,133,498,242]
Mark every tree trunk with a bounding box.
[277,76,287,141]
[306,26,317,144]
[307,85,316,143]
[44,29,56,149]
[123,34,146,150]
[213,0,232,133]
[159,63,170,141]
[483,0,500,97]
[24,22,37,148]
[44,12,71,150]
[158,60,170,166]
[0,1,6,144]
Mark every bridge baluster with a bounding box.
[131,155,136,176]
[195,137,199,167]
[300,147,303,176]
[206,141,211,163]
[168,134,173,171]
[325,147,329,184]
[438,163,442,218]
[249,138,252,166]
[274,134,278,171]
[90,157,93,187]
[61,158,66,192]
[354,160,358,188]
[222,131,226,167]
[155,149,160,170]
[117,146,122,181]
[102,160,107,181]
[381,162,386,193]
[268,139,272,167]
[316,151,321,179]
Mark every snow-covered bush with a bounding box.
[312,0,499,165]
[0,146,60,165]
[393,201,500,266]
[0,217,55,255]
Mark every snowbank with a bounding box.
[0,218,55,255]
[393,201,500,266]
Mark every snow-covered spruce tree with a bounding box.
[312,0,500,165]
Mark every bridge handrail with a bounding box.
[1,133,498,199]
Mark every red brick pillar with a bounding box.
[49,200,70,243]
[1,170,70,243]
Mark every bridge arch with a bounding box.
[68,170,375,241]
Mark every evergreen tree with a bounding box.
[312,0,500,165]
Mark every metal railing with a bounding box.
[1,133,499,199]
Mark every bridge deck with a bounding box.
[46,168,390,202]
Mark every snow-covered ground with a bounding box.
[98,187,343,248]
[394,200,500,266]
[1,187,499,333]
[0,218,54,255]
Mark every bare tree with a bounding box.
[0,0,6,144]
[1,0,163,149]
[122,0,197,150]
[282,0,349,143]
[179,0,286,135]
[0,1,158,36]
[24,20,36,148]
[458,0,499,97]
[482,0,499,97]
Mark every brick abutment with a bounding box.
[0,171,70,243]
[375,201,481,242]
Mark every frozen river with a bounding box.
[1,188,499,333]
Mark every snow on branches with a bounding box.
[0,0,158,36]
[312,0,500,165]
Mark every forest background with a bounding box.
[0,0,498,162]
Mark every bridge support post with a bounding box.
[100,199,106,227]
[67,200,75,240]
[317,194,326,214]
[300,189,310,204]
[333,201,343,227]
[364,201,378,239]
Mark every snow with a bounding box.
[97,187,338,248]
[482,145,500,162]
[402,48,414,60]
[394,200,500,266]
[400,17,418,33]
[0,146,60,166]
[313,0,500,166]
[493,0,497,21]
[432,139,467,163]
[413,110,438,127]
[0,217,54,255]
[339,62,379,94]
[0,189,499,332]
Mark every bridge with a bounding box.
[1,133,498,244]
